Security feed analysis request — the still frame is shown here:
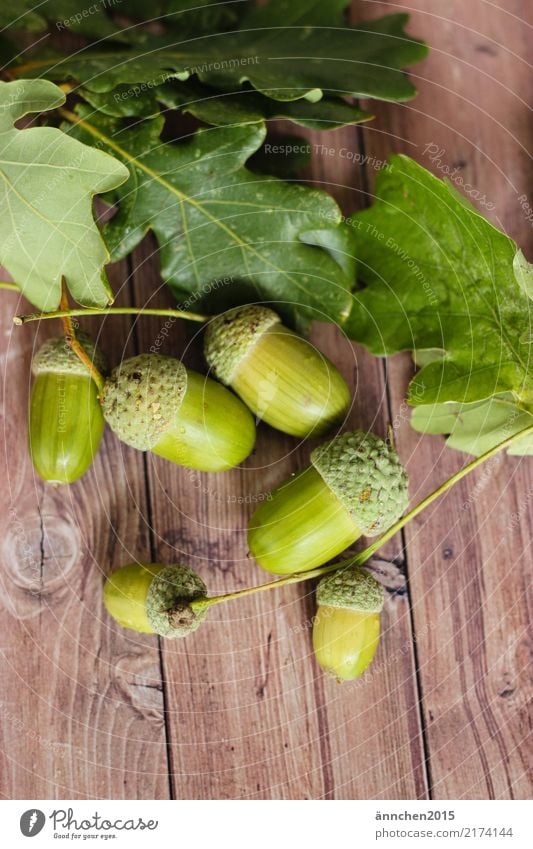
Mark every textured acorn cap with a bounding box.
[204,305,280,384]
[146,565,208,637]
[317,567,384,613]
[311,430,408,536]
[102,354,187,451]
[32,332,107,377]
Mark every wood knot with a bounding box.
[0,502,80,618]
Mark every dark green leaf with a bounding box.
[64,107,356,326]
[185,91,371,130]
[243,0,350,28]
[0,2,47,31]
[248,133,311,178]
[0,0,242,38]
[346,154,533,452]
[81,80,371,129]
[13,12,427,105]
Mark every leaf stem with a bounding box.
[191,422,533,613]
[0,281,19,292]
[59,288,105,395]
[14,305,210,325]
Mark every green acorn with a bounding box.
[29,334,106,484]
[101,354,255,472]
[313,567,384,681]
[103,562,209,638]
[248,430,408,575]
[204,306,351,437]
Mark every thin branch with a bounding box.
[14,305,210,325]
[59,287,105,395]
[191,421,533,613]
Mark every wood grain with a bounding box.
[0,266,170,799]
[129,231,426,799]
[0,0,531,800]
[353,0,533,799]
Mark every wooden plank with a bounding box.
[297,124,427,798]
[129,113,427,796]
[1,0,529,801]
[353,0,533,798]
[0,266,170,799]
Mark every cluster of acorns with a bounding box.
[29,306,409,681]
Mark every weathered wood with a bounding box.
[0,266,170,799]
[1,0,531,801]
[354,0,533,799]
[130,160,426,798]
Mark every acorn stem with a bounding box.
[59,288,106,395]
[13,305,210,325]
[191,422,533,613]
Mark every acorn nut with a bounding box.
[103,562,208,637]
[313,567,384,681]
[29,333,106,484]
[101,354,255,472]
[248,430,408,574]
[204,305,351,437]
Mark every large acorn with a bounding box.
[103,562,208,637]
[313,567,384,681]
[101,354,255,472]
[248,430,408,574]
[204,305,351,438]
[29,333,106,484]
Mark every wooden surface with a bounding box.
[1,0,532,800]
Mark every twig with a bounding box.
[14,305,209,325]
[59,287,105,395]
[191,421,533,613]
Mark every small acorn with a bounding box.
[103,562,209,638]
[313,567,384,681]
[204,305,351,437]
[248,430,408,574]
[29,333,106,484]
[101,354,255,472]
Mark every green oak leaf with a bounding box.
[411,397,533,457]
[243,0,351,28]
[0,0,122,37]
[0,79,129,311]
[13,12,427,105]
[0,2,47,31]
[81,80,371,129]
[248,133,311,178]
[63,107,356,327]
[0,0,239,38]
[114,0,244,37]
[184,91,371,130]
[346,154,533,452]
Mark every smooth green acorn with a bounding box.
[101,354,256,472]
[103,562,209,638]
[29,334,106,484]
[204,305,351,437]
[313,567,384,681]
[248,430,408,575]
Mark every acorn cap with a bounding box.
[317,567,384,613]
[32,332,107,377]
[101,354,187,451]
[311,430,408,536]
[204,305,280,384]
[145,564,208,637]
